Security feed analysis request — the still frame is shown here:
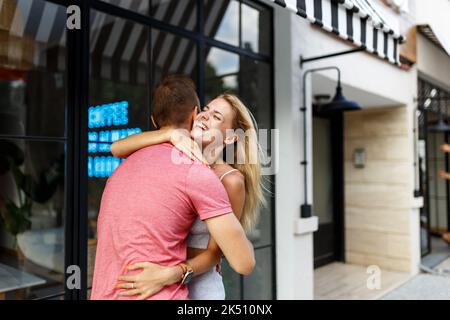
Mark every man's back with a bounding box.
[91,143,232,299]
[90,143,232,300]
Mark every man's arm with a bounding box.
[438,170,450,180]
[204,213,255,275]
[187,173,246,275]
[186,165,255,275]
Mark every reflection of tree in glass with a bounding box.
[0,141,64,237]
[205,62,237,103]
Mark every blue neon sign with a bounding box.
[88,101,142,178]
[89,101,129,128]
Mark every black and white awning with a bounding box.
[267,0,406,65]
[1,0,405,87]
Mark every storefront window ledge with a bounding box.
[294,216,319,235]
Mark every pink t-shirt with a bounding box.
[90,143,232,300]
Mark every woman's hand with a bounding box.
[115,261,181,300]
[110,127,175,158]
[169,129,208,164]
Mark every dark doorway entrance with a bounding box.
[312,112,345,268]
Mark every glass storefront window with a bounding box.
[241,2,271,55]
[221,259,241,299]
[99,0,150,15]
[203,0,272,55]
[0,0,67,300]
[0,139,65,299]
[205,47,239,102]
[99,1,198,31]
[206,0,239,47]
[243,247,273,299]
[0,0,66,138]
[151,0,197,31]
[151,29,198,88]
[0,0,273,300]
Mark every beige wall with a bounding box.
[417,34,450,91]
[344,106,417,273]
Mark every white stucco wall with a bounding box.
[274,5,317,300]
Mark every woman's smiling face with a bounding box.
[191,97,236,146]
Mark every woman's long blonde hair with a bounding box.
[218,94,266,231]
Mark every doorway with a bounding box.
[418,78,450,267]
[312,113,345,268]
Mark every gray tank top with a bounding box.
[186,168,239,300]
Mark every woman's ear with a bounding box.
[224,133,238,145]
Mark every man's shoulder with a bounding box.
[135,142,173,154]
[126,142,174,161]
[187,162,219,183]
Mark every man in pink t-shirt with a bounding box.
[90,75,253,300]
[90,143,231,299]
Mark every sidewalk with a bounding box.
[381,258,450,300]
[314,263,411,300]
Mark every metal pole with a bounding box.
[300,66,341,218]
[300,47,365,68]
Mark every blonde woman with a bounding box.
[111,94,265,300]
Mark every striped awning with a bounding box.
[1,0,405,87]
[268,0,406,65]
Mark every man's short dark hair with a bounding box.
[152,75,200,128]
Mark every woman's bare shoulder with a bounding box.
[220,169,245,192]
[212,164,243,180]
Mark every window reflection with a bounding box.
[241,4,259,52]
[0,0,66,300]
[206,47,239,102]
[0,139,65,299]
[241,2,271,55]
[243,247,273,299]
[151,29,198,87]
[221,259,241,300]
[0,0,66,137]
[151,0,197,31]
[99,0,150,16]
[205,0,239,47]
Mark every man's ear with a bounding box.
[150,115,158,129]
[188,106,198,127]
